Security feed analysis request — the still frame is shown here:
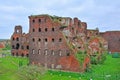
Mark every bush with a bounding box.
[90,56,98,65]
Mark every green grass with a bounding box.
[0,56,28,80]
[0,54,120,80]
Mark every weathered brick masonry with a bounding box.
[11,14,118,72]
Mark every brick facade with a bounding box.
[11,14,108,72]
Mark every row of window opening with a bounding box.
[32,49,70,56]
[32,28,54,32]
[32,38,62,42]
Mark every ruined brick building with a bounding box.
[11,14,119,72]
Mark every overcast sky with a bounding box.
[0,0,120,39]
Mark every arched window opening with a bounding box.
[12,53,14,56]
[13,37,15,41]
[32,49,35,54]
[21,53,24,57]
[32,38,35,42]
[21,46,24,49]
[44,49,48,55]
[59,38,62,42]
[16,30,20,33]
[52,28,54,31]
[38,49,41,54]
[16,53,18,56]
[38,28,41,32]
[33,19,35,23]
[33,28,35,32]
[66,53,70,56]
[51,50,54,55]
[12,45,15,49]
[38,38,41,42]
[16,37,19,41]
[45,38,47,42]
[59,50,62,56]
[38,19,41,23]
[52,38,54,42]
[45,28,48,32]
[16,43,20,49]
[26,46,29,50]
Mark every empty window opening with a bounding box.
[51,50,54,55]
[32,38,35,42]
[26,46,29,50]
[38,38,41,42]
[38,28,41,32]
[51,64,54,69]
[87,37,90,39]
[45,38,47,42]
[59,38,62,42]
[16,30,20,33]
[33,19,35,23]
[52,28,54,31]
[44,49,48,55]
[21,46,24,49]
[38,49,41,54]
[12,45,15,49]
[78,46,81,49]
[16,43,20,49]
[59,50,62,56]
[38,19,41,23]
[45,28,48,32]
[16,53,18,56]
[16,37,19,41]
[52,38,54,42]
[32,49,35,54]
[13,37,15,41]
[12,53,14,56]
[66,53,70,56]
[21,53,24,57]
[33,28,35,32]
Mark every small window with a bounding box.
[59,38,62,42]
[21,53,24,57]
[16,53,18,56]
[44,49,48,55]
[38,38,41,42]
[33,28,35,32]
[12,53,14,56]
[45,28,47,32]
[38,28,41,32]
[38,49,41,54]
[59,50,62,56]
[51,50,54,55]
[38,19,41,23]
[52,38,54,42]
[16,43,20,49]
[33,19,35,23]
[13,37,15,41]
[32,49,35,54]
[26,46,29,50]
[66,53,70,56]
[17,30,19,33]
[12,45,14,49]
[16,37,19,41]
[32,38,35,42]
[21,46,24,49]
[45,38,47,42]
[52,28,54,31]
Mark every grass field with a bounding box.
[0,54,120,80]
